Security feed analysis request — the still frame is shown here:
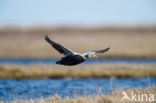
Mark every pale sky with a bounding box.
[0,0,156,26]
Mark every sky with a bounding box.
[0,0,156,26]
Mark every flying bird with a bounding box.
[45,35,110,66]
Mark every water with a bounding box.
[0,58,156,65]
[0,77,156,101]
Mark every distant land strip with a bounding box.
[0,64,156,78]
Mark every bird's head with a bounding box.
[84,53,98,59]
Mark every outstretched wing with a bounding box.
[92,48,110,53]
[45,35,74,56]
[82,47,110,56]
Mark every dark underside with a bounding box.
[56,54,85,66]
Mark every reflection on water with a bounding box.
[0,77,156,101]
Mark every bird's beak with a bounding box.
[92,54,98,58]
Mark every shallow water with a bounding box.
[0,77,156,101]
[0,58,156,65]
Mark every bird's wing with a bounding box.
[45,35,74,56]
[92,48,110,54]
[83,48,110,55]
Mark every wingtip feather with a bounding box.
[45,35,51,42]
[106,47,110,51]
[45,34,49,40]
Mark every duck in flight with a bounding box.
[45,35,110,66]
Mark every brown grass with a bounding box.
[6,87,156,103]
[0,26,156,58]
[0,64,156,78]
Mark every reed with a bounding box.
[0,64,156,78]
[7,87,156,103]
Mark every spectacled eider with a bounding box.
[45,35,110,66]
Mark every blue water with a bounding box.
[0,77,156,101]
[0,58,156,65]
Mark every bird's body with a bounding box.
[56,54,85,66]
[45,35,110,66]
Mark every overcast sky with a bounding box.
[0,0,156,26]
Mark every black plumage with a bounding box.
[56,54,85,66]
[45,36,73,55]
